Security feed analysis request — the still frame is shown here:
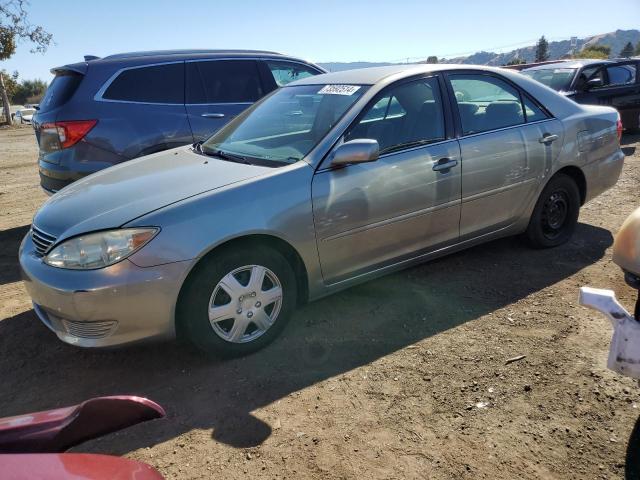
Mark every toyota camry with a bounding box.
[20,64,624,357]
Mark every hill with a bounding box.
[318,29,640,71]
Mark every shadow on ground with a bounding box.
[0,223,612,452]
[0,225,29,286]
[626,415,640,480]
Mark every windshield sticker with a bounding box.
[318,85,361,96]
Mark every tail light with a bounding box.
[616,116,623,143]
[40,120,97,150]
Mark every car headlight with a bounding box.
[43,228,159,270]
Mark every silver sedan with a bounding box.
[20,64,624,356]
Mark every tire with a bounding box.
[177,244,297,357]
[525,174,580,248]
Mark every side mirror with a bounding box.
[330,139,379,167]
[585,77,603,90]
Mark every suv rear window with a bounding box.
[40,72,82,112]
[102,63,184,104]
[186,60,262,104]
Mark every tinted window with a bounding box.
[103,63,184,104]
[523,96,549,122]
[40,72,82,112]
[450,75,524,134]
[266,61,320,87]
[186,60,262,104]
[575,66,605,90]
[347,77,445,153]
[607,65,636,86]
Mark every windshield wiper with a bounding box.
[192,141,205,154]
[208,148,253,165]
[193,143,253,165]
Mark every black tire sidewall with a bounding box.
[526,174,580,248]
[177,245,297,357]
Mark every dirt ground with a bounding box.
[1,125,640,479]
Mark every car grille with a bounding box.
[61,319,118,339]
[31,226,57,256]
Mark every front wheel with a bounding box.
[525,174,581,248]
[177,245,297,357]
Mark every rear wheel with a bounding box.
[177,245,297,357]
[525,174,580,248]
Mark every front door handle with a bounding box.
[201,113,225,119]
[432,158,458,173]
[539,133,559,144]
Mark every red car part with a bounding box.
[0,396,165,453]
[1,453,163,480]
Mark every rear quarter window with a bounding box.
[40,73,83,112]
[102,63,184,104]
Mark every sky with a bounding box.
[2,0,639,81]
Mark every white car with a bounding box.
[15,108,36,124]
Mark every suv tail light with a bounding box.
[40,120,97,150]
[616,116,623,143]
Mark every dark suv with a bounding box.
[521,58,640,130]
[34,50,325,193]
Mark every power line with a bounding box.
[382,31,606,64]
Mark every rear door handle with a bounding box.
[201,113,225,119]
[432,158,458,172]
[539,133,559,144]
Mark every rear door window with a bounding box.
[40,72,83,112]
[449,74,525,134]
[102,63,184,104]
[186,60,262,104]
[266,61,321,87]
[606,65,637,86]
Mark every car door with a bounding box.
[185,59,264,141]
[446,72,563,238]
[311,76,461,284]
[571,62,640,128]
[602,62,639,129]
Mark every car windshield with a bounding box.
[202,84,367,165]
[20,109,36,115]
[521,68,577,91]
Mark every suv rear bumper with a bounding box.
[38,144,127,193]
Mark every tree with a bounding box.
[619,41,634,58]
[636,41,640,56]
[535,36,549,62]
[426,56,438,64]
[575,44,611,60]
[0,1,52,125]
[11,77,45,104]
[506,58,525,66]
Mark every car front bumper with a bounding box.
[19,233,192,348]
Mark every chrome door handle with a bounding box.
[201,113,225,118]
[432,158,458,172]
[539,133,559,144]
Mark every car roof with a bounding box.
[290,63,512,86]
[52,49,322,75]
[522,59,614,71]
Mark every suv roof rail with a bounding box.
[84,55,101,61]
[102,49,283,60]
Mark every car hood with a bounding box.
[33,146,274,241]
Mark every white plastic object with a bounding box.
[579,286,640,379]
